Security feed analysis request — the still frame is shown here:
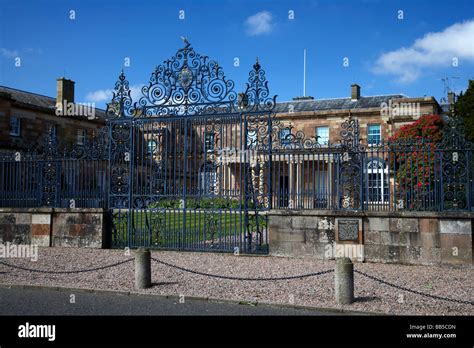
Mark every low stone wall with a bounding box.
[0,208,108,248]
[268,210,473,267]
[2,207,472,266]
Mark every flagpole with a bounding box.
[303,49,307,97]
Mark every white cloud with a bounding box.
[0,48,42,59]
[245,11,274,36]
[85,89,112,103]
[130,85,144,101]
[0,48,19,59]
[373,20,474,83]
[85,84,144,103]
[23,47,43,54]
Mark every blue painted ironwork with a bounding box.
[106,40,276,253]
[1,113,472,216]
[1,41,474,254]
[337,115,365,210]
[40,129,59,206]
[268,114,473,212]
[106,70,134,119]
[0,128,109,208]
[132,38,237,117]
[437,116,472,210]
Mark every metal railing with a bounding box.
[0,131,109,209]
[268,142,474,212]
[1,127,473,213]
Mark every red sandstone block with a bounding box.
[31,224,50,236]
[419,218,439,233]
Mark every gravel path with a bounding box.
[0,247,472,315]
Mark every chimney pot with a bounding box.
[447,91,455,105]
[56,77,75,108]
[351,84,360,100]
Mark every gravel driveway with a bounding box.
[0,247,472,315]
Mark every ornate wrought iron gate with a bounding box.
[106,41,276,253]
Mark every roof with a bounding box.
[0,85,420,118]
[274,94,408,113]
[0,86,106,121]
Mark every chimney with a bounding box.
[351,84,360,101]
[447,91,455,105]
[56,77,75,107]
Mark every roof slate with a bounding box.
[0,86,107,120]
[273,95,406,113]
[0,84,408,118]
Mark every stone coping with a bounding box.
[0,208,106,213]
[1,207,473,219]
[268,209,474,219]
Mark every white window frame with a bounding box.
[279,128,291,146]
[247,130,257,148]
[367,124,381,146]
[316,126,329,146]
[10,117,21,136]
[366,159,389,204]
[77,129,87,145]
[204,132,215,152]
[147,139,157,154]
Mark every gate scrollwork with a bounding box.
[105,39,276,253]
[438,116,473,210]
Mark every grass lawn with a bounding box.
[133,209,244,231]
[111,209,267,249]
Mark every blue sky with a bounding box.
[0,0,473,109]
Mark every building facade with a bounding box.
[127,82,442,212]
[0,78,106,152]
[273,84,441,145]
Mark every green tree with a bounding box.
[454,79,474,142]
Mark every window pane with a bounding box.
[316,126,329,145]
[205,132,214,151]
[247,130,257,148]
[279,128,291,145]
[366,159,388,203]
[77,129,86,144]
[368,124,381,144]
[10,117,20,136]
[147,140,157,154]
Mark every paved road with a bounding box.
[0,286,342,316]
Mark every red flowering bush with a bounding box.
[390,114,443,143]
[389,115,444,209]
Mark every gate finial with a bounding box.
[254,57,260,71]
[180,36,190,48]
[106,69,133,119]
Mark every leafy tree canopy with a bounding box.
[454,80,474,142]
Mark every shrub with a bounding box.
[389,115,444,209]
